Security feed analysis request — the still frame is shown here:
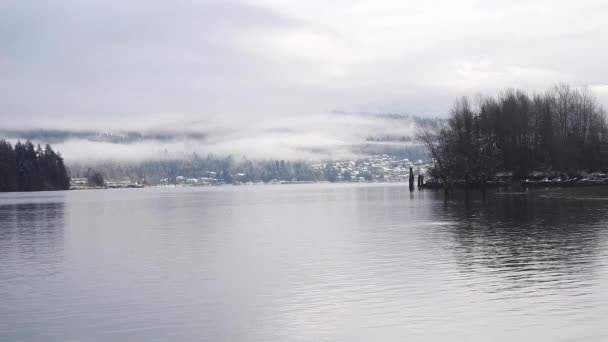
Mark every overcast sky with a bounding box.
[2,0,608,130]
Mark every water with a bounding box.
[1,184,608,341]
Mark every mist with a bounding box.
[2,112,426,162]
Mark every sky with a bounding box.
[1,0,608,159]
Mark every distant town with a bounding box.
[70,155,430,189]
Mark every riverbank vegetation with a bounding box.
[0,140,70,192]
[418,84,608,188]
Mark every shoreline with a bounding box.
[423,177,608,190]
[7,178,608,194]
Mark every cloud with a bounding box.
[1,0,608,153]
[590,85,608,109]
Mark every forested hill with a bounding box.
[419,84,608,184]
[0,140,70,192]
[0,129,208,145]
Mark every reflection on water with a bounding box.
[0,185,607,342]
[0,199,66,341]
[437,190,608,341]
[0,200,65,276]
[446,191,605,279]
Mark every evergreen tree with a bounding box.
[0,139,70,192]
[0,140,18,192]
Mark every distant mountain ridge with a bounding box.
[0,129,208,145]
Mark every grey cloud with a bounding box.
[1,0,608,159]
[0,0,306,125]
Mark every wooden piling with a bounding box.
[409,167,414,191]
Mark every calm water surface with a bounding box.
[1,184,608,341]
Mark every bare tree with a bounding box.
[418,84,608,185]
[416,124,453,191]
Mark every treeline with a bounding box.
[0,140,70,192]
[418,84,608,184]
